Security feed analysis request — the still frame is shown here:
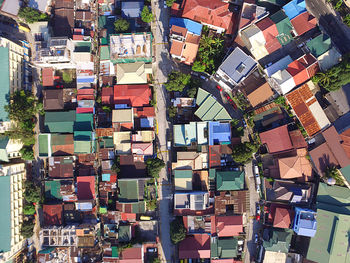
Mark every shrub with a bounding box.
[165,71,191,92]
[24,181,41,203]
[168,106,177,118]
[146,158,165,179]
[20,220,35,238]
[23,203,36,215]
[141,6,153,23]
[114,19,130,33]
[20,146,34,161]
[62,72,73,83]
[170,217,186,244]
[18,7,48,23]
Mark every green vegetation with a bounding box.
[5,90,43,157]
[24,181,41,204]
[166,0,175,7]
[192,33,225,74]
[187,78,200,98]
[146,199,157,211]
[274,96,293,117]
[62,72,73,83]
[146,158,165,179]
[20,146,34,161]
[325,166,344,186]
[102,105,112,113]
[18,7,49,23]
[327,0,350,25]
[170,217,186,244]
[23,203,36,215]
[141,6,153,23]
[20,219,35,238]
[168,106,177,118]
[233,92,250,111]
[165,71,191,92]
[114,19,130,33]
[111,155,120,173]
[231,119,244,137]
[232,142,259,164]
[312,55,350,91]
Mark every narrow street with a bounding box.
[244,162,261,263]
[151,1,175,262]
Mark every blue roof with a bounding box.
[0,47,10,122]
[334,111,350,134]
[293,207,317,237]
[0,176,11,252]
[121,1,144,18]
[77,76,95,83]
[209,121,231,146]
[282,0,306,20]
[169,17,203,36]
[102,173,111,182]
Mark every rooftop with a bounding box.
[114,84,151,107]
[169,17,203,35]
[77,176,95,200]
[179,234,211,259]
[44,111,76,133]
[0,176,11,252]
[260,125,293,154]
[0,47,10,122]
[216,170,245,191]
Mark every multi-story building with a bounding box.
[0,162,26,262]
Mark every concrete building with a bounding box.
[0,162,26,262]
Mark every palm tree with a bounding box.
[314,72,331,86]
[213,37,224,49]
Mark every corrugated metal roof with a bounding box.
[0,47,9,122]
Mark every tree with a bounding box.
[166,0,175,7]
[102,106,112,112]
[141,6,153,23]
[111,155,120,173]
[114,19,130,33]
[192,61,206,72]
[20,220,35,238]
[170,217,186,244]
[232,142,259,164]
[62,71,73,83]
[325,166,344,186]
[24,181,41,203]
[344,14,350,27]
[165,71,191,92]
[18,7,48,23]
[168,106,177,119]
[146,158,165,179]
[187,78,200,98]
[23,203,36,215]
[20,146,34,161]
[146,199,157,211]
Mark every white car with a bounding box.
[254,234,259,243]
[163,0,167,8]
[256,185,260,194]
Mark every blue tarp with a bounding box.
[77,76,95,83]
[208,121,231,146]
[121,1,144,18]
[169,17,203,36]
[282,0,306,20]
[102,173,111,182]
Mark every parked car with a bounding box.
[200,75,208,81]
[147,247,157,253]
[163,0,167,8]
[216,85,223,92]
[256,203,261,215]
[224,93,238,109]
[256,184,260,194]
[254,234,259,244]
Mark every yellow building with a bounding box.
[0,162,26,262]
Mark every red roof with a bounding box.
[270,205,293,229]
[102,86,114,104]
[256,18,281,54]
[119,247,142,263]
[77,107,94,114]
[340,128,350,160]
[290,11,317,36]
[286,60,309,86]
[299,53,319,78]
[133,107,155,118]
[77,176,96,200]
[77,88,94,95]
[114,85,151,107]
[42,68,54,87]
[260,125,293,153]
[121,213,137,221]
[43,204,63,226]
[73,34,84,40]
[179,234,211,259]
[213,215,243,237]
[180,0,235,34]
[77,95,95,100]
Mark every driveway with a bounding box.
[151,1,175,262]
[244,161,261,263]
[306,0,350,54]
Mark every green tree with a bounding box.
[165,71,191,92]
[146,199,157,211]
[192,61,206,72]
[111,155,120,173]
[62,72,73,83]
[187,78,200,98]
[168,106,177,118]
[114,19,130,33]
[166,0,175,7]
[20,220,35,238]
[18,7,48,23]
[325,166,344,186]
[20,146,34,161]
[151,258,161,263]
[146,158,165,179]
[23,203,36,215]
[141,6,153,23]
[232,142,259,164]
[24,181,41,203]
[344,14,350,27]
[170,217,186,244]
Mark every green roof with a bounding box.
[118,225,131,242]
[111,247,119,258]
[306,34,332,58]
[270,10,293,46]
[100,45,110,60]
[45,181,62,200]
[39,134,49,157]
[38,247,55,254]
[45,111,76,133]
[0,176,12,252]
[74,41,91,52]
[307,208,350,263]
[99,207,107,214]
[216,170,245,191]
[0,47,10,122]
[211,237,238,259]
[0,136,9,162]
[174,170,192,179]
[316,183,350,209]
[74,140,92,154]
[173,122,197,146]
[74,113,93,131]
[99,137,114,148]
[118,179,140,202]
[209,169,216,179]
[195,88,231,121]
[131,201,146,213]
[263,228,293,253]
[74,131,92,141]
[340,165,350,186]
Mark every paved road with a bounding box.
[306,0,350,54]
[244,161,261,263]
[151,1,176,262]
